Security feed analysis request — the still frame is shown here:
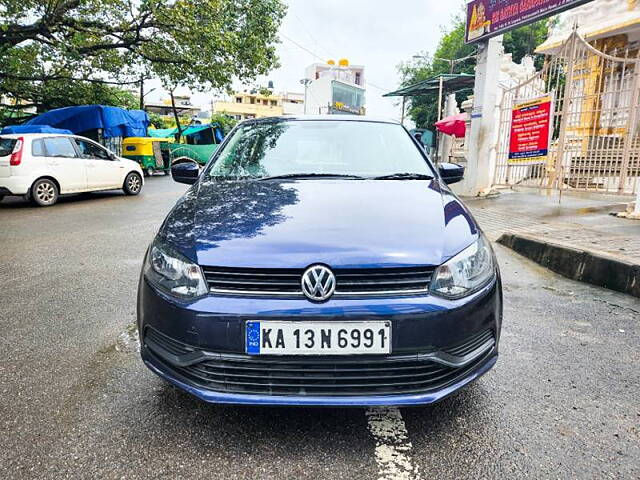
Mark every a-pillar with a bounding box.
[458,35,503,196]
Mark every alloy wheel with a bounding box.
[36,182,56,204]
[128,174,141,193]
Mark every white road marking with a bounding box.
[366,407,420,480]
[115,325,140,353]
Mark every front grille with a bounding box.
[144,327,494,397]
[201,266,435,297]
[443,329,494,357]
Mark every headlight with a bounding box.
[430,235,495,299]
[144,238,208,298]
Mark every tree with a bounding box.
[210,113,238,135]
[0,0,286,125]
[0,81,138,124]
[397,13,548,129]
[147,112,171,129]
[503,20,549,69]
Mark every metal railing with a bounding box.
[493,30,640,195]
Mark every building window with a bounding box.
[270,100,277,106]
[250,96,256,104]
[332,82,364,108]
[262,99,268,105]
[355,72,361,85]
[235,97,242,103]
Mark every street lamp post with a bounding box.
[299,78,312,114]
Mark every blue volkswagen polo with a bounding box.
[137,116,502,406]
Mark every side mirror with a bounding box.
[171,162,200,185]
[438,162,465,185]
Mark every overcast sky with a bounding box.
[149,0,465,121]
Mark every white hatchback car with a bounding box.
[0,133,144,206]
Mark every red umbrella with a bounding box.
[435,113,467,138]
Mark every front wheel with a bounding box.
[144,167,154,177]
[123,172,142,196]
[31,178,59,207]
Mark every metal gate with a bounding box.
[494,30,640,195]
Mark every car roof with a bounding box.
[239,115,401,126]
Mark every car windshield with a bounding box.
[207,120,434,179]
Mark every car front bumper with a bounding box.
[138,274,502,406]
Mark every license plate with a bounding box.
[245,321,391,355]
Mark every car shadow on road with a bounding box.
[145,378,493,449]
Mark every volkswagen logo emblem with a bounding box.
[301,264,336,302]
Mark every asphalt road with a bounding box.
[1,178,638,479]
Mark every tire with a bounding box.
[123,172,142,196]
[31,178,59,207]
[144,167,154,177]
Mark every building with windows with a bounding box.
[303,60,366,115]
[281,92,305,115]
[213,92,284,120]
[145,95,200,117]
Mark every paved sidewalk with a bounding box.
[466,189,640,263]
[465,189,640,296]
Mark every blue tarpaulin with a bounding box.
[1,125,73,135]
[22,105,150,138]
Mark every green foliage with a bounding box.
[398,12,549,129]
[148,112,172,129]
[0,0,286,125]
[210,113,238,134]
[503,20,549,69]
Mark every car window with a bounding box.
[32,139,45,156]
[0,137,17,157]
[43,137,78,158]
[208,120,434,179]
[74,139,112,160]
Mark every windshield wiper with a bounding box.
[256,173,366,180]
[369,172,434,180]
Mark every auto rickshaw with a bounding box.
[122,137,173,176]
[148,123,225,169]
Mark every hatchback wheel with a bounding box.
[31,179,59,207]
[124,172,142,195]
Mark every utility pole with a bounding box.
[299,78,312,114]
[139,75,144,110]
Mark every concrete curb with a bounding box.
[497,233,640,298]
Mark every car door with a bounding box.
[39,137,87,193]
[74,138,124,189]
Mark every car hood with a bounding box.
[158,178,479,268]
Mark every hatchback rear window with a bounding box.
[0,138,17,157]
